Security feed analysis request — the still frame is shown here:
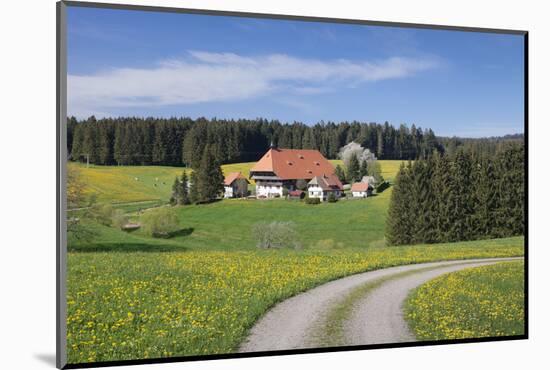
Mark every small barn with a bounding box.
[223,172,249,198]
[351,182,373,198]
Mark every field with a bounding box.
[67,237,524,363]
[66,159,525,364]
[72,192,391,251]
[69,164,187,204]
[405,261,525,340]
[68,159,403,205]
[69,160,402,251]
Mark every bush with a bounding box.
[140,207,179,238]
[377,181,390,193]
[252,221,301,249]
[90,203,114,226]
[305,197,321,205]
[327,192,338,203]
[111,209,129,230]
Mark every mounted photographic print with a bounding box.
[56,1,527,368]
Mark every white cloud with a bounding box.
[68,51,438,118]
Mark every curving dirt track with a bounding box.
[238,257,523,352]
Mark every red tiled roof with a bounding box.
[250,148,336,180]
[309,174,344,191]
[351,182,370,192]
[224,172,249,186]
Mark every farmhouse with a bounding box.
[307,174,344,202]
[351,182,373,198]
[249,145,339,198]
[223,172,249,198]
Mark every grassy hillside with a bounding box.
[69,160,404,205]
[70,164,186,204]
[71,191,391,251]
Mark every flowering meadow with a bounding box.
[405,261,525,340]
[67,238,523,364]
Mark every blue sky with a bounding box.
[67,6,525,137]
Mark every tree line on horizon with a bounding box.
[68,116,449,167]
[386,142,525,245]
[68,116,523,168]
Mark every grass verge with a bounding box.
[404,261,525,340]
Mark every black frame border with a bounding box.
[56,1,529,369]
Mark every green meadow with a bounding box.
[71,193,391,252]
[69,159,405,251]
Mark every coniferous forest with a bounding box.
[386,143,524,245]
[67,116,445,166]
[67,116,523,167]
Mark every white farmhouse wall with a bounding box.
[352,191,368,198]
[308,185,325,201]
[308,186,342,202]
[224,185,234,198]
[256,181,283,198]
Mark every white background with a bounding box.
[0,0,547,369]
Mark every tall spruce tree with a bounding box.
[347,154,361,183]
[432,152,453,242]
[414,157,438,243]
[386,162,414,245]
[448,149,475,241]
[194,146,224,203]
[170,176,181,205]
[472,158,498,238]
[494,143,524,237]
[335,164,346,183]
[181,171,190,205]
[188,171,199,204]
[359,160,368,179]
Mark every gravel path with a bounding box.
[238,257,522,353]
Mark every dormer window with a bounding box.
[314,161,320,166]
[298,154,304,159]
[287,161,293,165]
